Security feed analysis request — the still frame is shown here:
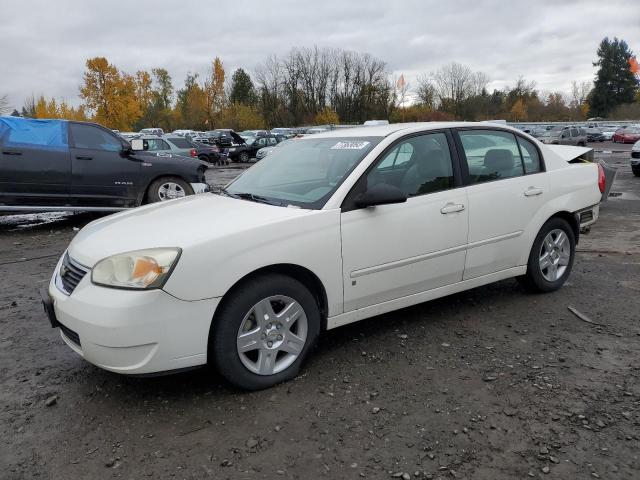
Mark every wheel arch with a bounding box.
[546,210,580,245]
[212,263,329,331]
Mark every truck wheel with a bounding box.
[210,274,321,390]
[518,217,576,293]
[147,177,193,203]
[239,151,250,163]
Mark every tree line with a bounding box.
[11,37,640,130]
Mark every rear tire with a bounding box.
[210,274,321,390]
[518,217,575,293]
[146,176,193,203]
[632,167,640,177]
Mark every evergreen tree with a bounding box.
[229,68,257,106]
[588,37,639,117]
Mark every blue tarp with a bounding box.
[0,116,68,151]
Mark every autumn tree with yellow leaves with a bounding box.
[33,95,87,121]
[79,57,143,130]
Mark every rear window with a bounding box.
[167,137,192,148]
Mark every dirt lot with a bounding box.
[1,151,639,480]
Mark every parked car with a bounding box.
[631,140,640,176]
[599,127,617,141]
[43,122,603,390]
[255,139,289,161]
[239,130,268,138]
[229,134,286,162]
[119,132,142,141]
[139,128,164,137]
[538,126,587,146]
[142,135,221,163]
[584,127,605,142]
[171,129,196,137]
[0,117,209,212]
[612,126,640,144]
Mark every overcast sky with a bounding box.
[2,0,639,110]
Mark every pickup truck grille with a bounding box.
[59,254,89,295]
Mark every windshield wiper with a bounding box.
[222,189,282,206]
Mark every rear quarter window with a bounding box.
[167,138,192,148]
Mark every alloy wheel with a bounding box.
[236,295,308,375]
[538,228,571,282]
[158,182,186,200]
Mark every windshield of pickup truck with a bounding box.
[224,136,381,208]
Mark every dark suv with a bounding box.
[0,117,209,212]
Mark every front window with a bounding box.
[70,124,122,151]
[225,137,381,209]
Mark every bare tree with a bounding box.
[415,75,436,109]
[471,71,490,96]
[431,62,474,116]
[570,80,592,107]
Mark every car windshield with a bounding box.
[224,137,381,209]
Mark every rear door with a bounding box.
[0,120,70,206]
[69,122,141,208]
[454,128,548,279]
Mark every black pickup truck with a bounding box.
[0,117,209,212]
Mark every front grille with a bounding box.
[59,253,89,295]
[59,322,81,347]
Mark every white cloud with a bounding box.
[1,0,639,110]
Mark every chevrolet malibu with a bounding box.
[44,123,604,390]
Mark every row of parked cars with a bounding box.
[516,123,640,145]
[117,127,307,164]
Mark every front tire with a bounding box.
[210,274,321,390]
[632,167,640,177]
[238,151,250,163]
[518,217,575,293]
[146,176,193,203]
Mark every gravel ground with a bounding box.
[1,153,639,479]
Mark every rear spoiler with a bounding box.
[544,145,616,201]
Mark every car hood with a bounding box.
[68,193,311,267]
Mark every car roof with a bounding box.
[305,122,523,138]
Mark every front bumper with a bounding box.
[46,255,220,375]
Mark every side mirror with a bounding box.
[354,183,407,208]
[130,139,146,151]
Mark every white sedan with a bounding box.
[44,123,603,390]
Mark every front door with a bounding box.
[68,123,141,208]
[341,131,468,312]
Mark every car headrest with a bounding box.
[484,149,514,172]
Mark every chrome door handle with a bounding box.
[524,187,543,197]
[440,203,465,214]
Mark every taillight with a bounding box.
[190,149,196,157]
[597,163,605,193]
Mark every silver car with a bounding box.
[538,126,587,146]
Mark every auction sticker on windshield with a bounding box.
[331,141,370,150]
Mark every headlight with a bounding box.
[91,248,181,290]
